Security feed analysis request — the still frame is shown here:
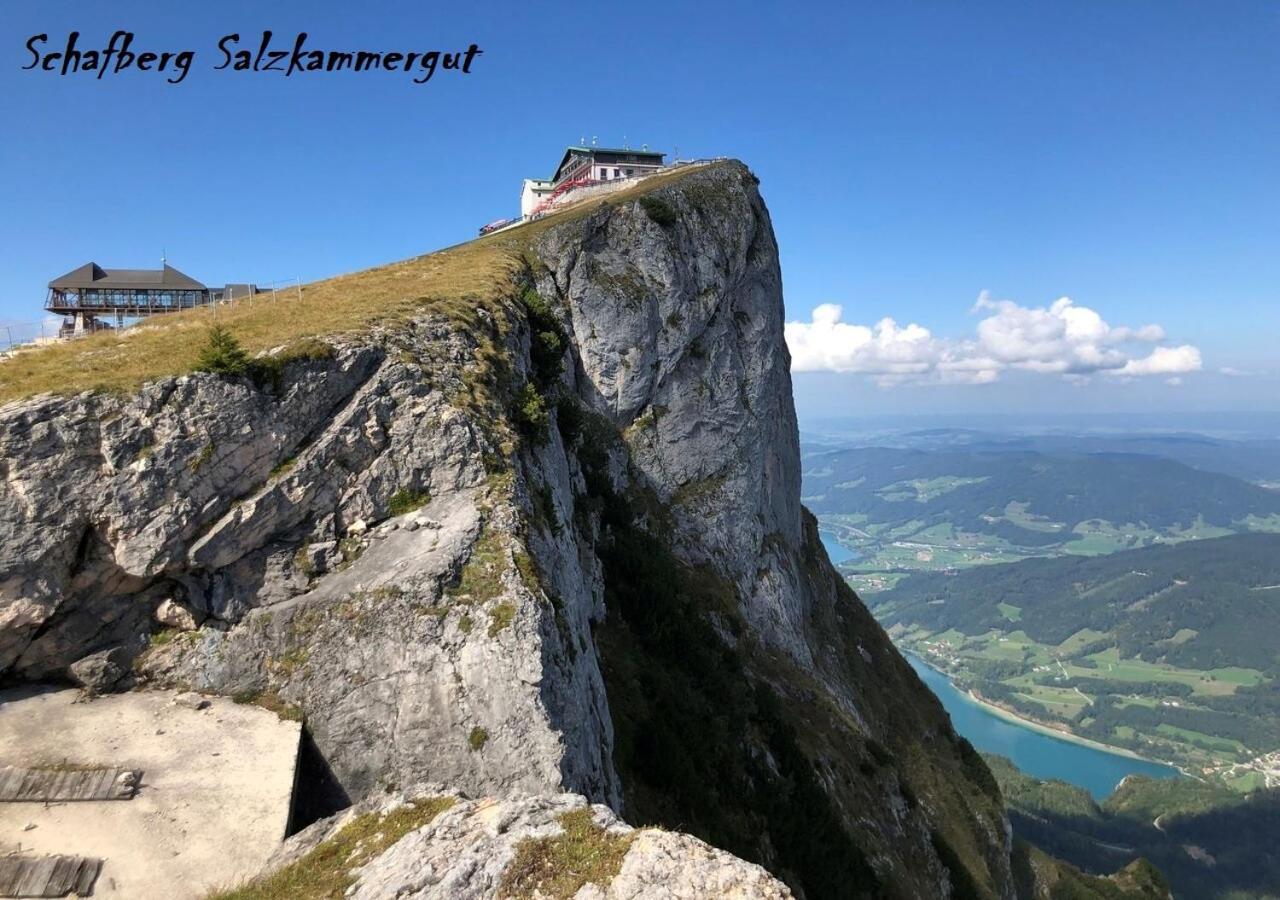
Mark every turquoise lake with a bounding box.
[906,655,1181,799]
[819,531,859,564]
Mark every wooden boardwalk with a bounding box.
[0,855,101,898]
[0,767,139,803]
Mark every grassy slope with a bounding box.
[0,163,724,405]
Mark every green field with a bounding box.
[820,516,1051,591]
[898,627,1269,771]
[817,510,1268,591]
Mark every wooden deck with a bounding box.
[0,767,139,803]
[0,855,102,898]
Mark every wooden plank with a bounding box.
[0,766,139,802]
[0,855,100,898]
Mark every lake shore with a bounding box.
[906,651,1186,772]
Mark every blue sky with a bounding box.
[2,1,1276,418]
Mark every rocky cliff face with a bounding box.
[0,162,1019,898]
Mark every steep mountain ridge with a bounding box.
[0,162,1157,898]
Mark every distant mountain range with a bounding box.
[803,427,1280,485]
[802,444,1280,584]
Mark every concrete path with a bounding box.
[0,687,300,899]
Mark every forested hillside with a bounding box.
[872,534,1280,773]
[804,447,1280,585]
[987,754,1280,900]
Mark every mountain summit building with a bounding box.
[46,262,257,335]
[520,145,666,218]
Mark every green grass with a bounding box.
[1241,513,1280,532]
[1079,647,1263,695]
[497,808,634,899]
[997,602,1022,622]
[207,796,454,900]
[445,527,506,604]
[1154,723,1245,753]
[1065,517,1237,557]
[845,572,908,594]
[388,488,431,516]
[230,689,305,722]
[1013,685,1090,715]
[825,513,1045,576]
[899,620,1273,770]
[0,161,735,404]
[1056,628,1110,655]
[488,601,516,637]
[1001,500,1067,533]
[1224,770,1266,792]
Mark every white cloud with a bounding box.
[785,293,1202,386]
[1117,344,1202,376]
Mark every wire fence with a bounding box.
[0,276,308,354]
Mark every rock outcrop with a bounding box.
[0,162,1022,897]
[252,789,793,899]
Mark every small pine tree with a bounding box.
[514,382,549,442]
[195,325,250,376]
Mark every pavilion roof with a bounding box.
[49,263,207,291]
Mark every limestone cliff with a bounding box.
[0,162,1058,898]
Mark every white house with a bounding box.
[521,145,666,219]
[520,179,555,218]
[549,145,666,187]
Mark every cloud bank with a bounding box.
[784,292,1201,386]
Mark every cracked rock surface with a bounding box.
[269,789,792,900]
[0,162,1018,898]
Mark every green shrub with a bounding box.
[388,488,431,516]
[195,325,251,376]
[640,196,678,227]
[514,383,549,443]
[468,726,489,750]
[555,398,583,447]
[338,536,364,568]
[533,483,560,534]
[293,547,316,579]
[520,288,568,389]
[195,327,334,393]
[246,339,334,392]
[190,443,214,473]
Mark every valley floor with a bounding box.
[908,651,1182,770]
